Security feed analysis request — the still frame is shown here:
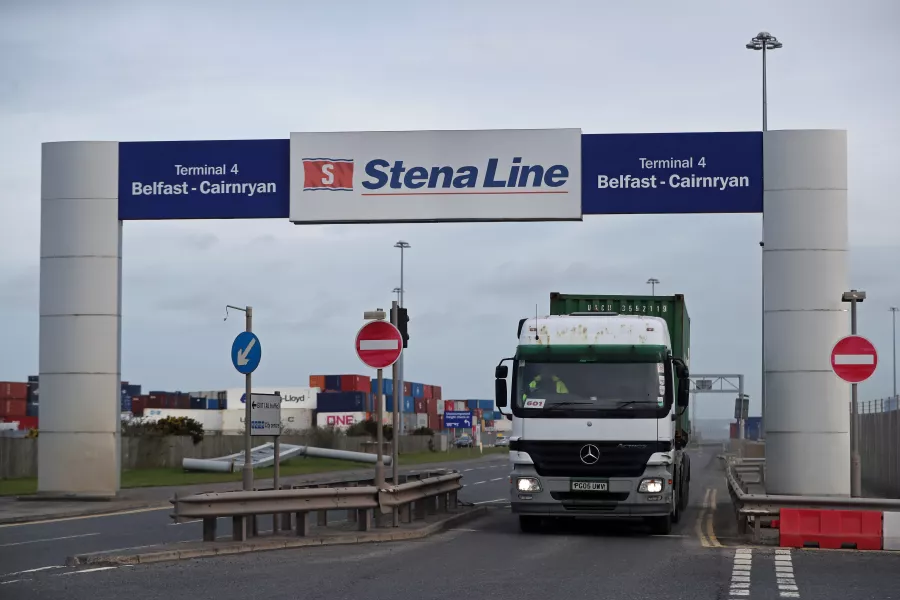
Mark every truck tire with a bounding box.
[649,513,672,535]
[519,515,541,533]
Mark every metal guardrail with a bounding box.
[725,457,900,538]
[171,470,464,542]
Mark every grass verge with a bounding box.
[0,446,506,496]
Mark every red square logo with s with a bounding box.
[302,158,354,191]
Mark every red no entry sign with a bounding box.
[355,320,403,369]
[831,335,878,383]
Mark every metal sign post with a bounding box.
[356,310,402,492]
[227,306,261,492]
[390,301,401,526]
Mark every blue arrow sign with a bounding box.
[231,331,261,374]
[444,411,473,429]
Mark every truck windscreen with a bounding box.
[516,361,667,412]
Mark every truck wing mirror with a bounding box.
[495,378,508,408]
[495,364,508,379]
[677,377,690,407]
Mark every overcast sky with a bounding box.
[1,0,898,419]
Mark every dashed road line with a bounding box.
[775,548,800,598]
[0,566,66,578]
[0,506,170,529]
[730,547,753,597]
[489,477,504,482]
[1,579,23,585]
[472,481,486,485]
[0,532,101,547]
[473,498,508,505]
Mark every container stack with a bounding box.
[311,374,373,430]
[0,381,33,430]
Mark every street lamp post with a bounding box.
[393,287,402,305]
[842,289,866,498]
[646,278,659,296]
[747,31,782,443]
[394,241,410,433]
[891,307,898,399]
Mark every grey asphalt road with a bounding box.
[3,448,898,599]
[0,456,511,577]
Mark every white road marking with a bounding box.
[0,532,100,547]
[0,580,22,585]
[729,548,753,599]
[773,549,800,598]
[78,544,161,556]
[463,468,474,472]
[472,481,485,485]
[473,498,507,504]
[489,477,504,482]
[0,506,170,529]
[59,566,118,575]
[0,565,66,578]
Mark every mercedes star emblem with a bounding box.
[579,444,600,465]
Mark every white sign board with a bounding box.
[250,393,282,436]
[289,128,582,224]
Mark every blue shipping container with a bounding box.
[466,400,479,409]
[206,398,220,410]
[318,391,367,413]
[120,397,131,412]
[189,397,205,410]
[477,400,494,411]
[369,394,414,414]
[370,378,395,395]
[324,375,342,391]
[26,402,39,417]
[744,416,762,441]
[411,382,424,398]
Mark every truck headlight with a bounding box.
[516,477,542,492]
[638,478,664,493]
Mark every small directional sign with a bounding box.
[231,331,261,374]
[444,411,473,429]
[250,393,281,436]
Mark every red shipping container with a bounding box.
[428,412,441,431]
[309,375,326,389]
[403,382,412,396]
[16,416,38,431]
[423,385,433,400]
[0,382,28,400]
[444,400,455,413]
[146,395,164,409]
[0,399,27,417]
[729,423,738,439]
[414,399,427,414]
[174,394,190,409]
[340,374,371,393]
[474,408,483,419]
[131,396,146,416]
[425,398,438,415]
[432,386,442,400]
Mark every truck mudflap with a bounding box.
[509,463,677,519]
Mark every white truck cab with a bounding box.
[495,313,691,534]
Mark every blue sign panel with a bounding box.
[118,139,289,220]
[231,331,261,375]
[444,411,473,429]
[581,132,763,214]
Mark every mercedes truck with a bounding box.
[494,293,691,534]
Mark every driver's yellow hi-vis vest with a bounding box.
[523,375,569,400]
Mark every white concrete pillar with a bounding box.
[39,142,122,497]
[763,130,849,496]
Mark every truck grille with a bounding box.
[511,440,671,478]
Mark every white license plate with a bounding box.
[571,480,608,492]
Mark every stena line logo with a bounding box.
[301,156,570,196]
[302,158,354,191]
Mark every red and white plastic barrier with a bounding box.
[779,508,900,551]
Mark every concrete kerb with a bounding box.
[67,506,488,567]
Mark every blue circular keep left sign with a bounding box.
[231,331,261,374]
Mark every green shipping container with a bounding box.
[548,292,691,434]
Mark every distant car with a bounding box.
[455,435,474,448]
[495,437,509,447]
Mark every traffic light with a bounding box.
[397,307,409,348]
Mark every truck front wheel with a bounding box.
[519,515,542,533]
[649,513,672,535]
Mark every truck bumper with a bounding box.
[509,464,675,519]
